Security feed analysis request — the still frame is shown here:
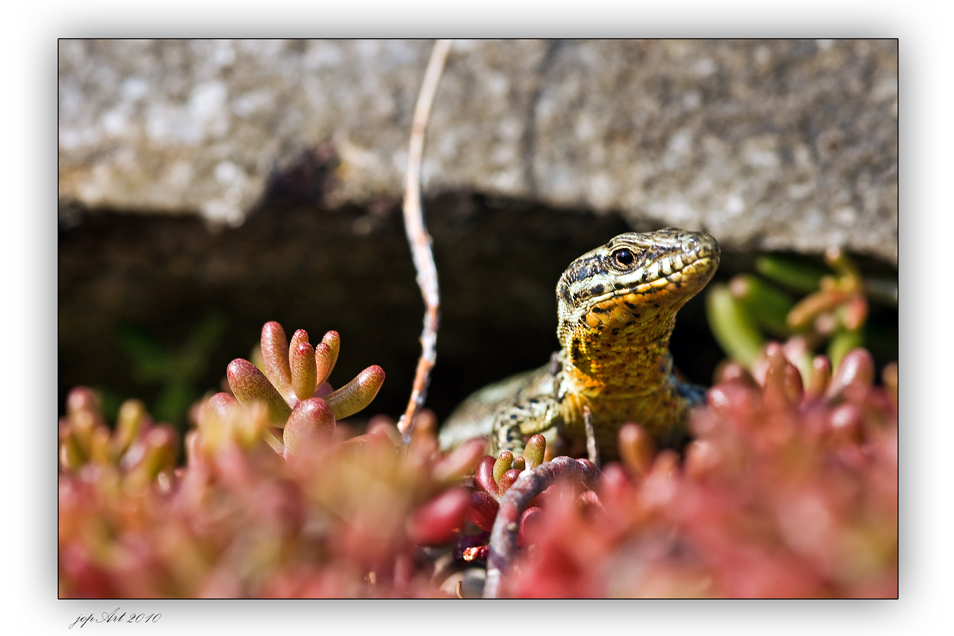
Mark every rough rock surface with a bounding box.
[59,39,897,263]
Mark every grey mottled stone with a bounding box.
[58,39,897,262]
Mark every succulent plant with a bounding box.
[706,248,896,375]
[223,321,385,457]
[59,387,178,492]
[60,276,896,599]
[459,435,550,563]
[498,345,897,598]
[58,322,491,598]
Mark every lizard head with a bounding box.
[556,228,720,347]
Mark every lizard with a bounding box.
[438,227,720,461]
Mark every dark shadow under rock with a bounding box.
[59,191,894,430]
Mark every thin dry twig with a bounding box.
[582,404,600,469]
[399,39,452,441]
[483,457,601,598]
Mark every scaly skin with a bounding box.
[439,228,720,460]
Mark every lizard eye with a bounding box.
[613,248,635,267]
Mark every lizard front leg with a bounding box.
[491,395,564,457]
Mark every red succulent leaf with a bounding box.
[474,455,499,497]
[227,358,292,427]
[517,506,544,547]
[291,340,318,402]
[468,490,500,532]
[260,322,293,399]
[283,398,336,456]
[407,488,471,546]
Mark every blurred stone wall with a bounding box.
[59,39,897,263]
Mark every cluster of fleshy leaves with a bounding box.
[59,323,488,598]
[455,435,549,566]
[59,321,896,598]
[59,388,179,492]
[493,346,897,598]
[223,322,386,456]
[706,247,896,376]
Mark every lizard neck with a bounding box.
[560,310,677,398]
